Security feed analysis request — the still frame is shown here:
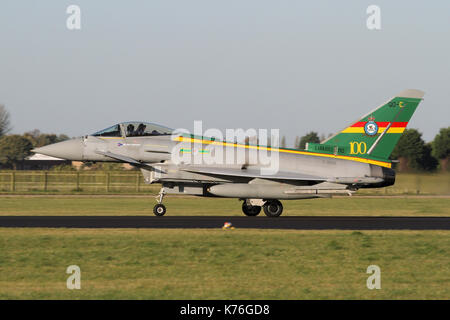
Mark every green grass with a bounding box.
[0,195,449,216]
[0,229,448,299]
[1,191,448,300]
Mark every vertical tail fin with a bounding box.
[320,89,424,160]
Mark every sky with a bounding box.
[0,1,449,146]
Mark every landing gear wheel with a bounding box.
[153,204,166,216]
[242,203,261,216]
[263,200,283,217]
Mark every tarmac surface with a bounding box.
[0,216,449,230]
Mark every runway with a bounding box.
[0,216,449,230]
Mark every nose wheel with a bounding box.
[153,203,166,216]
[153,188,167,216]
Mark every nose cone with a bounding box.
[32,138,83,161]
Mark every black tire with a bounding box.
[242,203,261,216]
[263,200,283,217]
[153,204,166,216]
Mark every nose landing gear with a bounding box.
[153,188,166,216]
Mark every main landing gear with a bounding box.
[242,202,262,216]
[153,188,166,216]
[263,200,283,217]
[241,199,283,217]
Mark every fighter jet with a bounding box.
[33,89,424,217]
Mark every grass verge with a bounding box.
[0,196,449,216]
[0,228,448,299]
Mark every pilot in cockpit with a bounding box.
[136,123,146,136]
[126,124,135,136]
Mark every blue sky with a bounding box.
[0,1,449,145]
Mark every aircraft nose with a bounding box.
[32,138,84,161]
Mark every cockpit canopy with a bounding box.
[92,122,173,138]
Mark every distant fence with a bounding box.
[0,171,448,195]
[0,171,160,193]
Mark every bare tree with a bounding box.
[0,105,12,136]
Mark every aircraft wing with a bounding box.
[95,151,165,173]
[96,151,142,165]
[180,166,327,182]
